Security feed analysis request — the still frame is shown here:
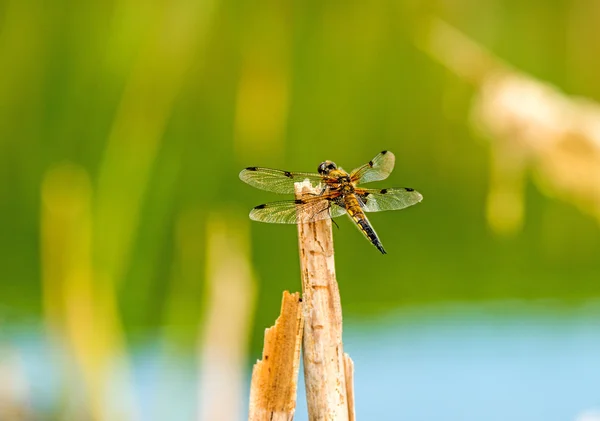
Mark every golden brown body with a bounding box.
[324,169,386,254]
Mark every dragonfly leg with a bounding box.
[331,217,339,229]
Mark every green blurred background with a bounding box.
[1,0,600,420]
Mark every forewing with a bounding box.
[355,187,423,212]
[249,196,346,224]
[350,150,395,184]
[239,167,324,194]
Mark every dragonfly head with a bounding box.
[318,160,337,175]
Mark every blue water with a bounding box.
[5,301,600,421]
[309,302,600,421]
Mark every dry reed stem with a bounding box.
[41,163,129,421]
[343,354,355,421]
[199,214,256,421]
[248,291,304,421]
[295,180,353,421]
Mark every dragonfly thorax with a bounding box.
[326,169,354,193]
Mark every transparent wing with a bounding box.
[355,187,423,212]
[350,150,395,184]
[239,167,324,194]
[249,196,347,224]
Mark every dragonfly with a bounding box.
[239,150,422,254]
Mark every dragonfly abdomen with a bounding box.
[345,196,387,254]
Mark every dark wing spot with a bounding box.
[362,191,370,197]
[368,160,374,167]
[294,199,305,204]
[254,204,266,209]
[246,166,258,171]
[284,171,293,178]
[405,187,414,192]
[380,188,388,194]
[381,150,388,155]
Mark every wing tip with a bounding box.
[380,150,395,160]
[248,207,262,222]
[402,187,424,203]
[415,190,424,203]
[239,166,258,180]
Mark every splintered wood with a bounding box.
[343,354,355,421]
[295,180,355,421]
[248,291,304,421]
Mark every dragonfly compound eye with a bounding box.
[318,162,328,174]
[318,160,337,175]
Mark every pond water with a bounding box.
[314,301,600,421]
[5,300,600,421]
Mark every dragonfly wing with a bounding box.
[249,196,346,224]
[239,167,324,194]
[355,187,423,212]
[350,150,395,184]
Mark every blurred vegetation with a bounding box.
[1,0,600,375]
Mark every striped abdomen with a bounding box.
[344,194,386,254]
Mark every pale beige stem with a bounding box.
[344,354,356,421]
[198,214,256,421]
[248,291,304,421]
[295,180,353,421]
